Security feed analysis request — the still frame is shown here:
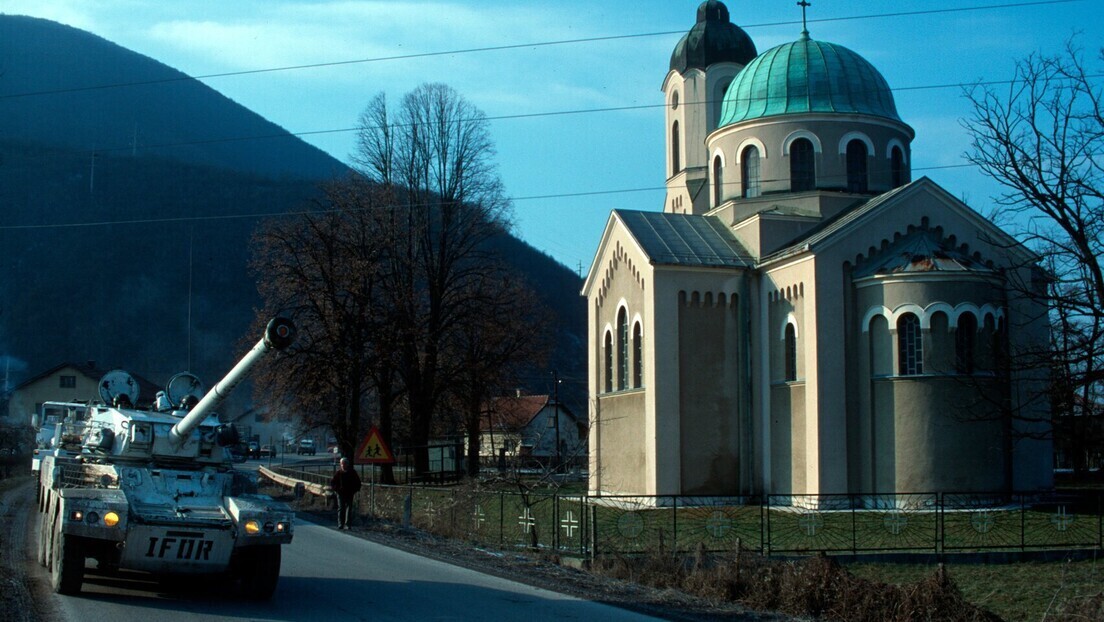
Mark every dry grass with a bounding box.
[590,544,1006,622]
[848,558,1104,622]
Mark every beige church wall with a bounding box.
[652,267,751,496]
[586,225,652,496]
[593,391,647,495]
[769,384,805,495]
[874,376,1007,492]
[706,115,912,200]
[677,291,742,495]
[761,258,821,494]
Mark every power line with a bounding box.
[22,69,1102,161]
[0,0,1082,101]
[0,161,986,231]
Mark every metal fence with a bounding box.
[270,466,1104,558]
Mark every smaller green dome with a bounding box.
[670,1,757,74]
[718,35,901,126]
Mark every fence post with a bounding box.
[764,495,771,556]
[553,494,560,551]
[938,493,944,557]
[589,504,598,560]
[672,496,678,554]
[851,494,857,554]
[499,490,505,546]
[1020,493,1026,552]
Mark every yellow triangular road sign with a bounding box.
[354,426,395,464]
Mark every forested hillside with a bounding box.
[0,15,584,412]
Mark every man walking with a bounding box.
[330,457,362,529]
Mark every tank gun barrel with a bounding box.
[170,318,295,446]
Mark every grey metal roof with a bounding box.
[615,210,751,268]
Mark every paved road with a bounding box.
[14,478,664,622]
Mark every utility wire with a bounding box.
[0,161,988,231]
[0,0,1082,101]
[20,69,1101,160]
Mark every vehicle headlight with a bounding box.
[69,510,83,521]
[86,511,100,524]
[243,519,261,535]
[275,521,290,533]
[103,511,120,527]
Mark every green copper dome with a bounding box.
[718,34,901,126]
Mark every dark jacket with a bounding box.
[331,467,362,497]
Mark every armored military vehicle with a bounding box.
[36,318,295,598]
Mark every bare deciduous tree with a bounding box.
[250,176,394,472]
[963,39,1104,471]
[353,83,512,476]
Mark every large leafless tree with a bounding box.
[963,40,1103,467]
[352,83,513,476]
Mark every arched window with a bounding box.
[891,146,905,188]
[713,79,731,129]
[790,138,815,191]
[897,313,923,375]
[784,323,797,381]
[713,155,724,206]
[846,139,868,193]
[955,312,977,374]
[617,308,628,391]
[632,322,643,388]
[671,121,681,175]
[603,331,613,393]
[742,145,761,198]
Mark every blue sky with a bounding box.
[5,0,1100,275]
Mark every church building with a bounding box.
[582,1,1052,500]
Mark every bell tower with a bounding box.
[663,1,756,215]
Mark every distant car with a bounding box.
[247,441,260,459]
[297,439,316,455]
[259,444,276,458]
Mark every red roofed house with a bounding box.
[482,394,586,469]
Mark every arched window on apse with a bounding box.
[955,312,977,374]
[713,155,724,207]
[846,139,868,193]
[617,308,628,391]
[632,322,643,388]
[897,313,923,375]
[742,145,761,198]
[603,331,613,393]
[790,138,815,192]
[784,323,797,381]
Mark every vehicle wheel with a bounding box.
[51,520,84,595]
[37,510,48,566]
[238,545,280,600]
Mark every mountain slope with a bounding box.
[0,15,585,412]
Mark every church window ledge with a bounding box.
[597,387,646,398]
